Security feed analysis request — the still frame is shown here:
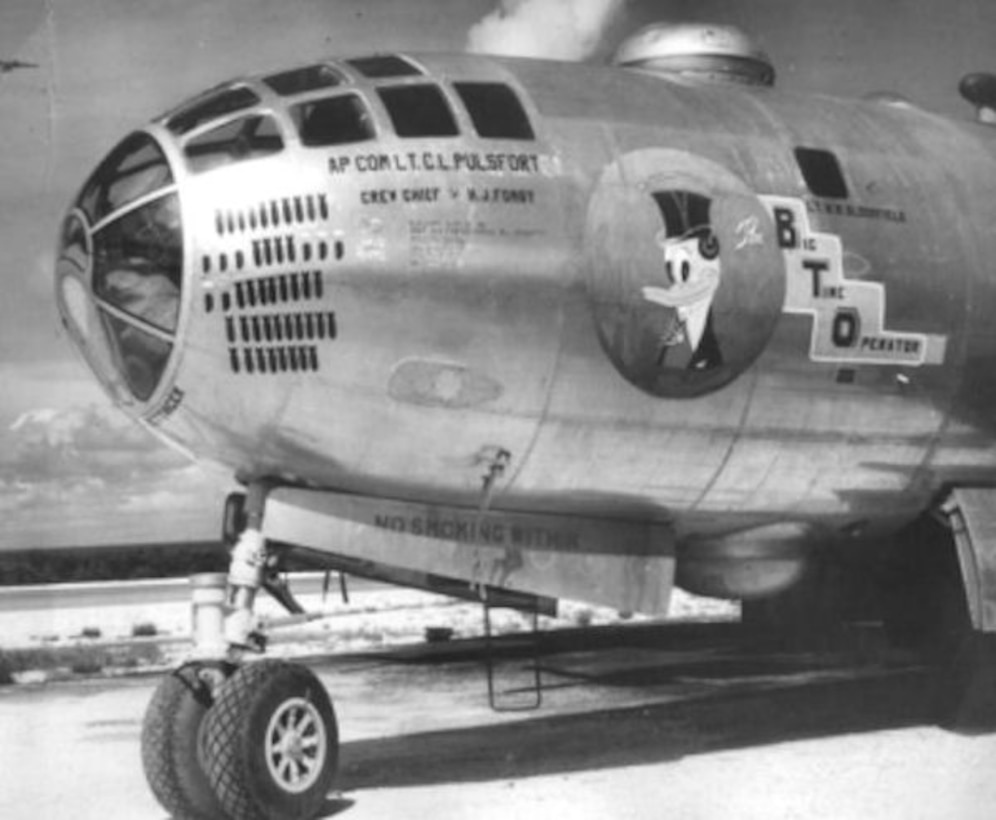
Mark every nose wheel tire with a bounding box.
[141,663,232,820]
[199,660,339,820]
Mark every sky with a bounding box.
[1,0,995,550]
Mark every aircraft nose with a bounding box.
[54,130,183,406]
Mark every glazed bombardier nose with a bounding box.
[55,131,183,404]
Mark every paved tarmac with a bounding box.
[2,623,996,820]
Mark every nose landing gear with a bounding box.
[140,485,339,820]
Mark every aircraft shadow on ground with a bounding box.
[338,650,938,791]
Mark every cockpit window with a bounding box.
[454,83,535,140]
[77,132,173,224]
[378,84,458,138]
[347,55,422,79]
[184,114,284,173]
[166,86,261,136]
[92,193,183,333]
[263,64,342,96]
[291,94,375,146]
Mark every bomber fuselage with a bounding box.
[54,52,996,542]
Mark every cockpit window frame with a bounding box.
[76,132,174,225]
[90,191,184,334]
[97,308,175,402]
[453,82,536,141]
[166,85,262,136]
[347,55,423,79]
[377,83,460,139]
[290,92,377,147]
[182,112,286,174]
[81,188,184,404]
[263,64,344,96]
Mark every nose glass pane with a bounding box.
[60,276,93,341]
[184,114,284,174]
[166,85,261,136]
[76,132,173,224]
[264,64,342,96]
[99,311,173,402]
[58,213,90,276]
[92,193,183,332]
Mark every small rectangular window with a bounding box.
[167,86,260,135]
[263,65,342,96]
[794,147,849,199]
[184,115,284,173]
[348,55,422,79]
[454,82,535,140]
[291,94,375,147]
[378,84,458,138]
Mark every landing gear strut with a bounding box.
[140,484,339,820]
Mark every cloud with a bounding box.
[466,0,624,61]
[4,403,180,485]
[0,403,230,547]
[0,359,105,428]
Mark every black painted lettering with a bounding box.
[361,189,397,205]
[402,187,440,203]
[832,309,860,349]
[516,154,534,173]
[803,258,830,298]
[774,207,798,249]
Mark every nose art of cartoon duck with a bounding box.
[642,226,724,370]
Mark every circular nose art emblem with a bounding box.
[585,149,786,398]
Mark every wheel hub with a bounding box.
[283,734,303,758]
[265,696,327,793]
